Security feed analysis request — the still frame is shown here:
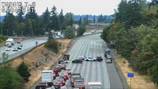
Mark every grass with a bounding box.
[116,55,157,89]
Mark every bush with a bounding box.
[17,62,30,82]
[77,25,86,36]
[63,26,75,39]
[0,67,23,89]
[0,35,7,43]
[45,39,60,53]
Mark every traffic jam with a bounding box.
[35,48,112,89]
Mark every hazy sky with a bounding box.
[37,0,121,15]
[0,0,121,15]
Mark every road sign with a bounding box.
[127,72,134,78]
[128,72,134,89]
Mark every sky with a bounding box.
[0,0,121,15]
[36,0,121,15]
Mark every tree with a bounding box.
[115,0,144,28]
[17,62,30,82]
[63,26,75,39]
[49,6,60,31]
[25,7,40,35]
[101,0,158,85]
[78,17,82,25]
[0,67,23,89]
[45,39,60,53]
[93,15,96,23]
[58,9,65,30]
[16,7,25,36]
[64,13,74,26]
[77,24,86,36]
[83,15,89,25]
[0,22,3,35]
[23,19,33,36]
[17,7,24,23]
[16,22,25,36]
[41,8,50,32]
[98,15,104,23]
[3,12,16,36]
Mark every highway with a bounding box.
[67,34,123,89]
[0,37,47,63]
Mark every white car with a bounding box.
[12,47,18,51]
[106,59,112,63]
[5,47,12,51]
[84,57,96,61]
[106,54,112,59]
[106,55,112,63]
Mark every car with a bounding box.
[87,82,102,89]
[96,56,103,62]
[78,56,85,60]
[12,47,18,51]
[5,47,12,51]
[58,60,69,64]
[106,54,112,59]
[17,46,22,50]
[72,59,83,63]
[63,54,70,60]
[106,59,112,63]
[105,54,112,63]
[84,57,96,61]
[104,48,111,58]
[35,82,52,89]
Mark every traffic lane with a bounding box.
[0,38,47,63]
[2,39,46,55]
[67,34,110,89]
[107,63,123,89]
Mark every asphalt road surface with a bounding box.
[0,37,47,63]
[67,34,123,89]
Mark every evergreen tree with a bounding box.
[115,0,144,28]
[3,12,16,36]
[16,7,24,35]
[64,13,74,26]
[59,9,65,30]
[17,62,30,82]
[49,6,60,31]
[83,15,89,25]
[17,7,24,23]
[25,7,40,35]
[41,8,50,32]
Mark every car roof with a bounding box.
[88,82,102,85]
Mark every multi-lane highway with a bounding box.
[0,37,47,63]
[67,34,123,89]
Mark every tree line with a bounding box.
[0,6,76,36]
[101,0,158,85]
